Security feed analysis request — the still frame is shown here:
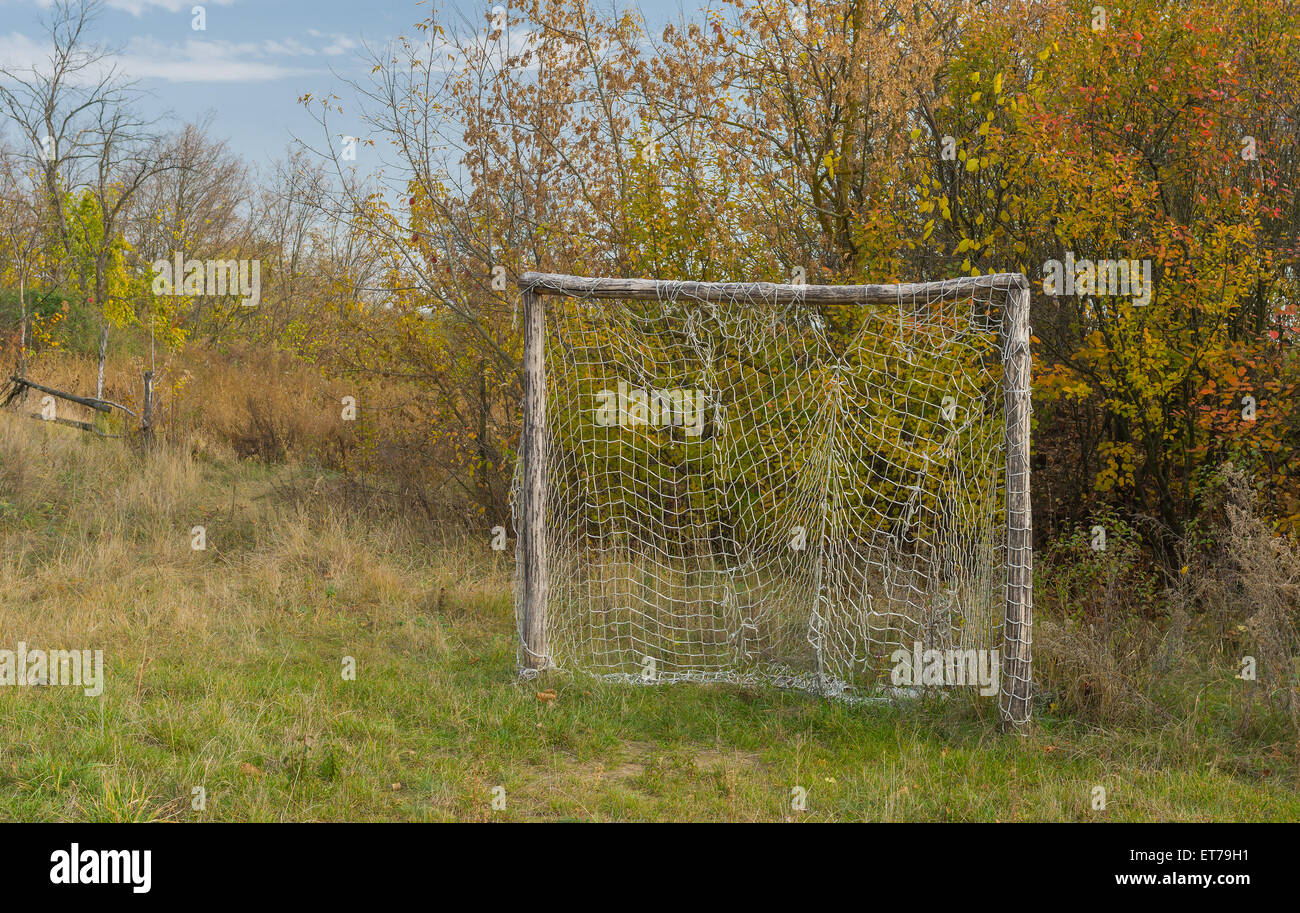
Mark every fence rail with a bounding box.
[2,373,154,438]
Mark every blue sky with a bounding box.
[0,0,691,173]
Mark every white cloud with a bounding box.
[0,30,48,72]
[105,0,237,16]
[260,37,319,58]
[322,36,358,57]
[0,27,371,85]
[117,36,324,82]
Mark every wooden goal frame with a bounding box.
[514,271,1033,729]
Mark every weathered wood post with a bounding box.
[1001,279,1034,729]
[141,370,155,440]
[518,285,549,673]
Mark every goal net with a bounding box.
[512,273,1032,726]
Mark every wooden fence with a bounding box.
[1,372,156,439]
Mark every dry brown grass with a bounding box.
[16,345,382,464]
[2,412,1299,819]
[168,345,360,464]
[14,341,515,530]
[1195,465,1300,746]
[0,406,493,675]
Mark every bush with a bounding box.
[1035,511,1164,722]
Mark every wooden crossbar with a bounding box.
[520,271,1029,304]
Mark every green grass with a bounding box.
[0,414,1297,821]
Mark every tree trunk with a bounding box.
[18,274,28,405]
[96,321,109,401]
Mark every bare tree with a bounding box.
[124,121,249,263]
[0,148,48,385]
[0,0,177,396]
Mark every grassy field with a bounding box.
[0,412,1296,822]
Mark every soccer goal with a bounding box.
[512,271,1032,728]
